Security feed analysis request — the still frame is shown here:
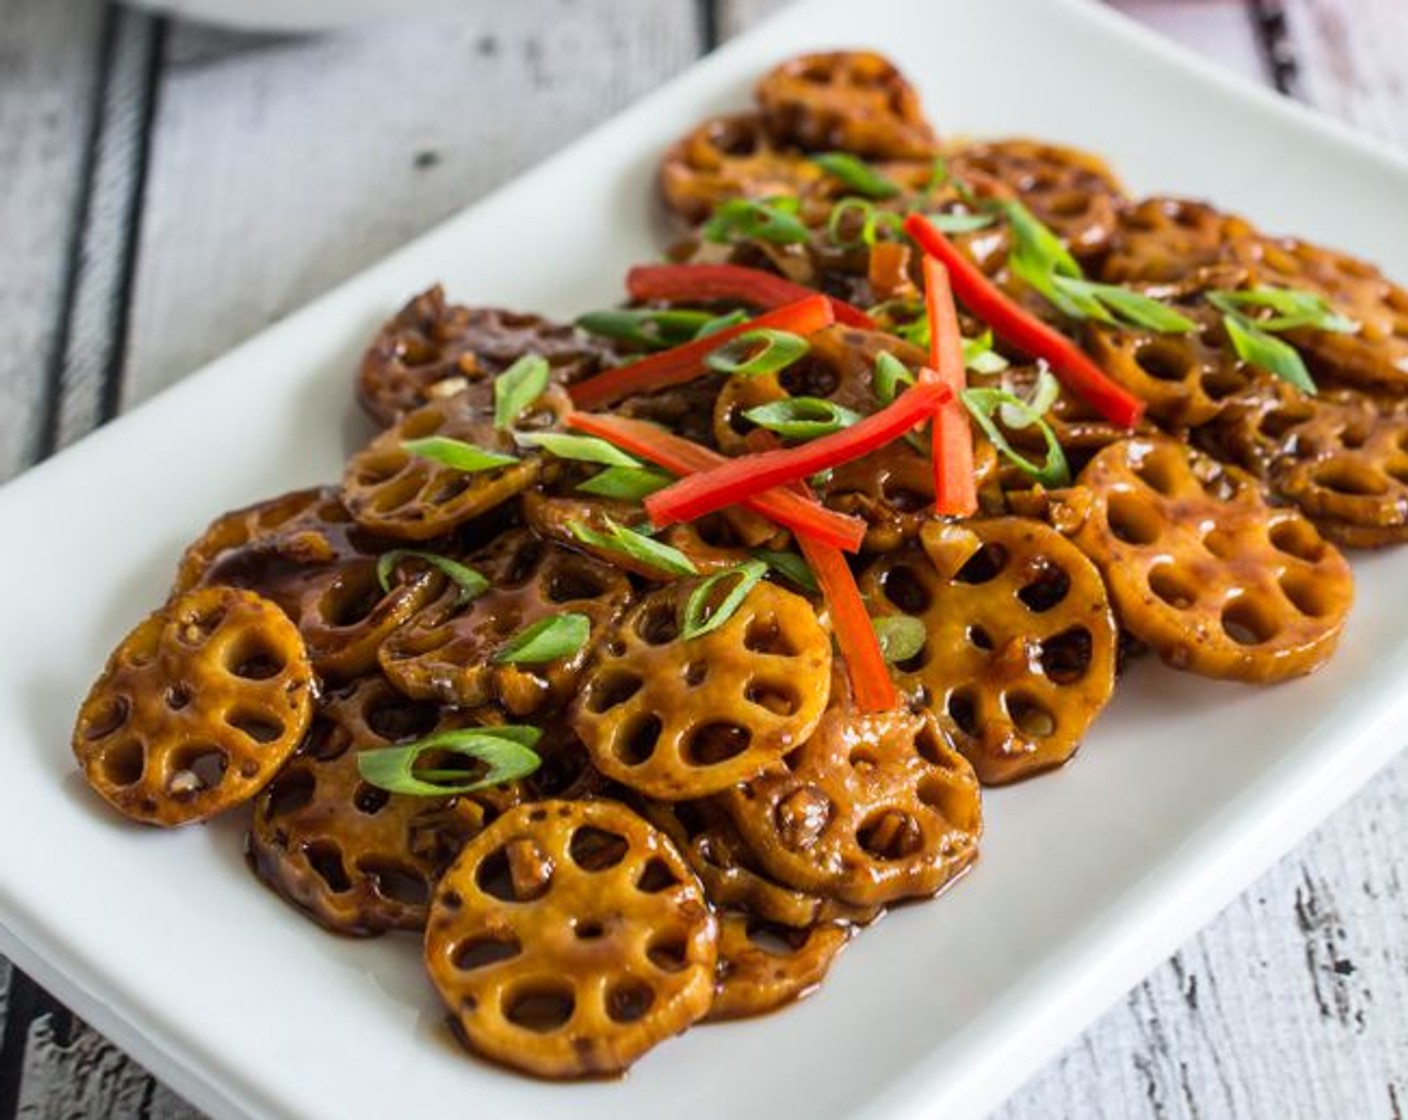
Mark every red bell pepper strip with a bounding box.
[568,294,834,411]
[626,263,875,330]
[644,371,951,528]
[922,255,978,517]
[902,213,1145,428]
[564,411,867,552]
[797,534,898,713]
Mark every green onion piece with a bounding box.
[576,465,674,501]
[493,355,551,431]
[827,197,877,249]
[811,152,902,199]
[702,196,810,245]
[962,329,1009,374]
[516,432,642,468]
[874,351,916,406]
[1218,311,1317,393]
[923,211,996,234]
[693,309,751,339]
[872,615,927,664]
[493,613,591,664]
[998,367,1061,429]
[401,436,519,472]
[961,386,1071,489]
[753,548,819,592]
[375,550,489,606]
[705,328,811,377]
[1052,276,1198,333]
[742,397,863,440]
[680,560,768,640]
[1208,286,1357,334]
[1000,198,1088,316]
[576,308,717,350]
[569,517,699,577]
[356,727,542,797]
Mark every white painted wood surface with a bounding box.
[0,1,1405,1116]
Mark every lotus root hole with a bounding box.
[352,782,391,815]
[880,565,932,614]
[966,624,994,652]
[1006,693,1057,738]
[568,826,629,871]
[1048,190,1091,218]
[1107,492,1163,545]
[744,679,800,716]
[1132,449,1181,496]
[223,636,286,681]
[164,685,191,711]
[1269,518,1324,562]
[1041,627,1095,685]
[100,738,146,787]
[84,695,130,740]
[474,848,519,902]
[366,694,439,741]
[635,602,680,645]
[427,474,477,507]
[917,775,963,815]
[1258,408,1303,441]
[1017,561,1071,612]
[685,721,752,766]
[880,480,931,512]
[585,670,644,714]
[774,787,832,849]
[1148,563,1200,610]
[1313,460,1389,497]
[1279,570,1332,619]
[1221,597,1280,646]
[360,860,428,906]
[636,857,680,894]
[548,567,607,603]
[849,748,879,774]
[742,617,798,656]
[304,841,352,892]
[955,543,1008,585]
[453,933,522,970]
[574,919,605,940]
[914,721,952,768]
[857,809,923,861]
[503,983,576,1034]
[263,767,315,819]
[226,708,285,745]
[606,980,656,1024]
[166,744,228,798]
[682,661,708,687]
[1134,340,1195,383]
[614,713,662,766]
[366,471,422,514]
[176,605,227,646]
[1201,528,1238,560]
[947,689,980,738]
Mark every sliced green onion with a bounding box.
[576,465,674,501]
[356,727,542,797]
[1000,198,1087,316]
[811,153,902,199]
[569,517,699,577]
[402,436,519,472]
[826,197,904,249]
[516,432,642,468]
[998,367,1061,429]
[705,328,810,377]
[375,549,489,606]
[963,329,1010,374]
[493,355,550,431]
[872,615,927,663]
[693,309,751,339]
[576,308,717,350]
[680,560,768,640]
[962,386,1071,489]
[1218,311,1317,393]
[1208,286,1357,334]
[922,210,996,234]
[1052,276,1198,333]
[753,548,819,592]
[874,351,916,406]
[702,196,810,245]
[493,613,591,664]
[742,397,863,440]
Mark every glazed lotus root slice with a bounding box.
[572,580,832,800]
[358,285,612,426]
[946,139,1127,261]
[755,51,938,160]
[707,913,852,1022]
[1070,436,1353,682]
[720,706,981,907]
[73,587,314,826]
[1099,197,1255,285]
[659,112,827,226]
[342,385,569,542]
[425,799,718,1079]
[380,531,633,716]
[175,486,444,683]
[247,676,518,935]
[1208,381,1408,548]
[861,518,1118,785]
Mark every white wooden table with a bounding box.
[2,0,1405,1115]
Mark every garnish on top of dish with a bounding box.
[72,48,1406,1080]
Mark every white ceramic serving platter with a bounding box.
[3,1,1407,1118]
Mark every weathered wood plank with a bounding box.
[121,0,705,408]
[0,0,106,482]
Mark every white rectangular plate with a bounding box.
[2,2,1406,1118]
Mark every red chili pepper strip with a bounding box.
[564,411,866,552]
[626,263,876,330]
[922,255,978,517]
[796,534,898,713]
[568,294,835,411]
[902,213,1145,428]
[644,370,952,528]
